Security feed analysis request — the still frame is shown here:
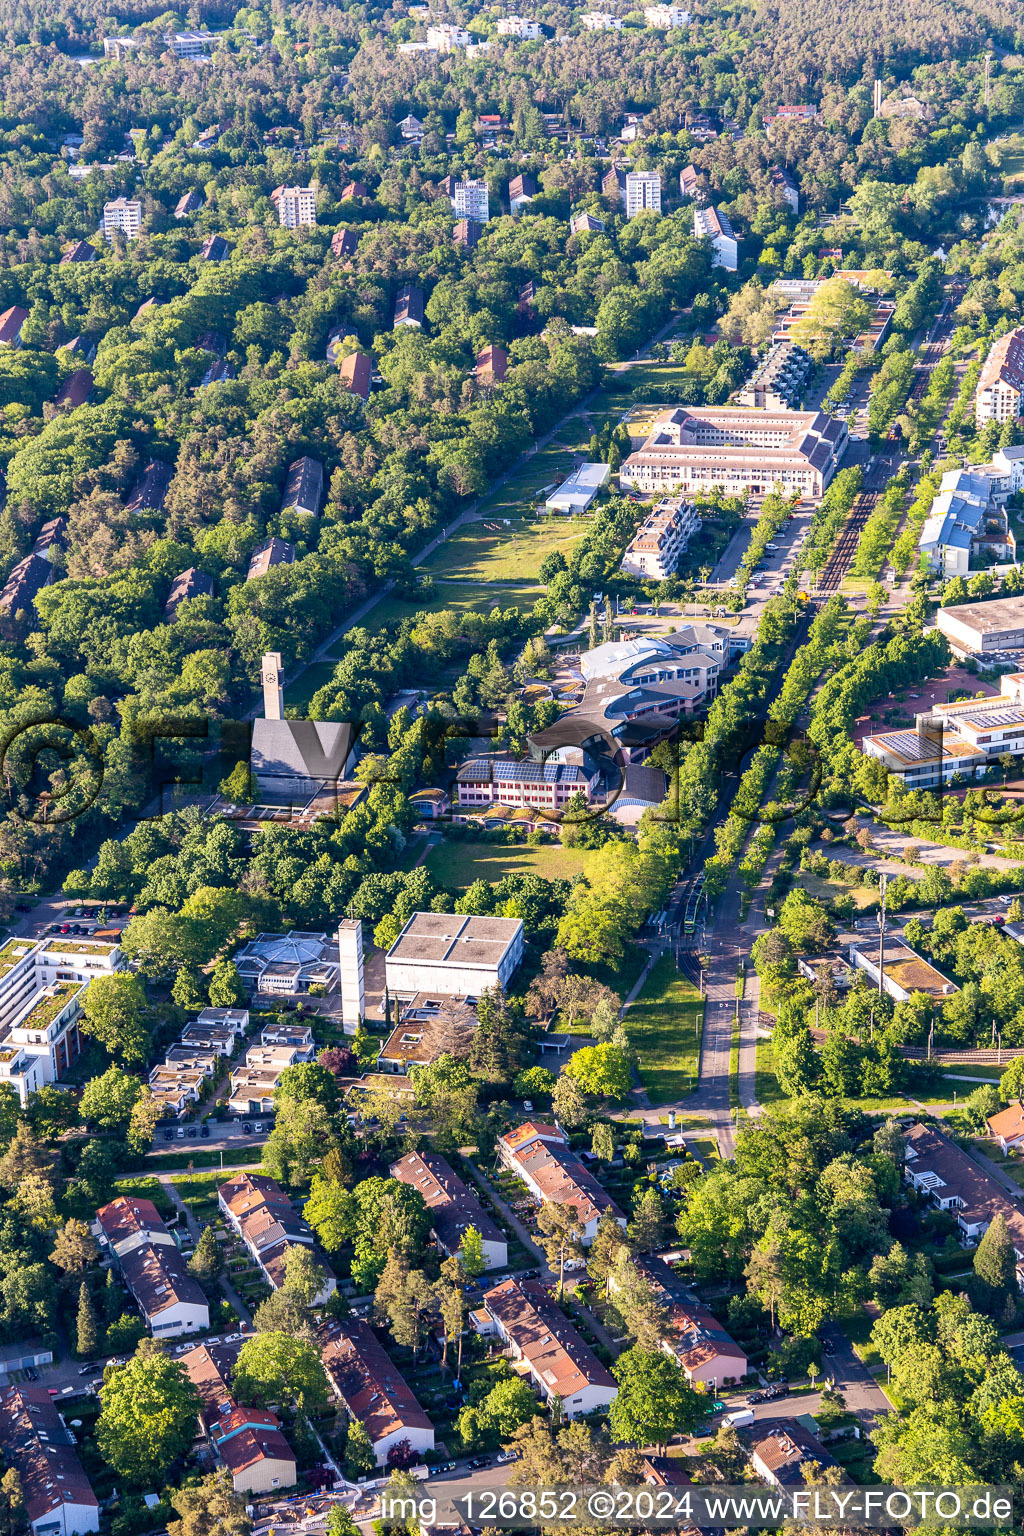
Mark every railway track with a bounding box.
[817,486,880,593]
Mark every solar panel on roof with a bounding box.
[874,732,944,760]
[964,709,1024,729]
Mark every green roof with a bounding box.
[15,981,82,1033]
[0,938,36,980]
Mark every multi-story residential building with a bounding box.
[581,11,623,27]
[227,1030,317,1115]
[0,936,124,1104]
[918,463,1018,577]
[94,1196,209,1337]
[426,23,472,48]
[321,1318,435,1465]
[625,171,662,218]
[246,537,294,583]
[166,30,210,55]
[644,4,690,24]
[620,406,847,500]
[0,307,29,349]
[763,103,821,134]
[451,179,490,223]
[219,1171,335,1300]
[102,36,139,57]
[693,204,737,269]
[270,185,317,229]
[904,1121,1024,1285]
[180,1341,296,1495]
[770,166,800,213]
[976,327,1024,426]
[280,455,324,518]
[455,757,599,814]
[497,1122,625,1244]
[475,1277,617,1416]
[620,497,702,579]
[0,1387,99,1536]
[101,198,142,241]
[496,15,545,35]
[679,164,700,200]
[614,1255,748,1387]
[393,285,425,328]
[391,1150,508,1268]
[734,342,812,410]
[174,190,203,218]
[508,173,537,214]
[385,911,524,997]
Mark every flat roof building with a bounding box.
[620,497,702,580]
[545,461,609,513]
[849,937,958,1002]
[620,406,847,500]
[385,912,524,996]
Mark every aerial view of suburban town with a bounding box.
[4,2,1024,1535]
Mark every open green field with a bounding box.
[799,869,878,911]
[422,514,588,582]
[364,578,544,635]
[589,361,695,423]
[476,445,583,515]
[628,954,703,1105]
[285,661,337,714]
[424,839,595,888]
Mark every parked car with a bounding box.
[496,1450,520,1464]
[243,1123,253,1134]
[822,1339,836,1355]
[200,1124,210,1138]
[467,1457,491,1470]
[186,1126,197,1138]
[176,1127,185,1138]
[163,1131,173,1142]
[78,1364,100,1376]
[253,1122,264,1133]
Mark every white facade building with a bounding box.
[477,1277,617,1416]
[451,179,490,222]
[102,198,142,241]
[385,911,523,997]
[426,23,472,48]
[644,4,690,23]
[620,497,702,579]
[271,185,317,228]
[545,461,609,512]
[694,204,737,269]
[497,15,544,36]
[625,171,662,217]
[976,327,1024,426]
[621,406,847,500]
[581,11,623,27]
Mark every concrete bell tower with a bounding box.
[261,651,284,720]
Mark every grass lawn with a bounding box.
[798,870,878,910]
[423,839,596,887]
[365,579,544,634]
[755,1034,787,1108]
[589,361,695,421]
[285,662,338,715]
[627,954,703,1105]
[421,514,588,582]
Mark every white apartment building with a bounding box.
[581,11,623,27]
[620,497,702,579]
[693,204,737,269]
[620,406,847,500]
[476,1277,617,1417]
[102,198,142,241]
[271,185,316,228]
[0,936,124,1105]
[644,4,690,23]
[451,179,490,222]
[976,327,1024,427]
[497,15,544,36]
[625,171,662,217]
[94,1195,209,1338]
[227,1027,316,1115]
[166,30,209,55]
[426,23,472,48]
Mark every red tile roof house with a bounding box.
[338,350,372,401]
[391,1149,508,1269]
[0,306,28,348]
[497,1121,625,1244]
[321,1318,435,1466]
[218,1170,336,1302]
[54,370,93,409]
[179,1341,297,1495]
[749,1419,840,1489]
[476,1276,617,1418]
[476,344,508,384]
[0,1386,99,1536]
[94,1195,209,1338]
[617,1255,748,1389]
[987,1101,1024,1154]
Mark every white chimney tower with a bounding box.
[338,919,365,1036]
[261,651,284,720]
[872,78,882,115]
